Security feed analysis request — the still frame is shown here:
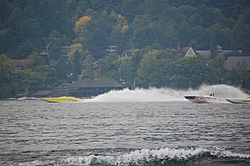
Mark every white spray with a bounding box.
[83,84,248,102]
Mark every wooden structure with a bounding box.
[68,79,124,97]
[10,59,29,74]
[106,46,118,53]
[178,47,196,57]
[32,91,57,97]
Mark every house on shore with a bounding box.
[106,46,118,53]
[196,45,242,59]
[176,43,196,58]
[68,79,124,97]
[10,59,29,74]
[39,46,71,66]
[120,47,137,59]
[225,56,250,71]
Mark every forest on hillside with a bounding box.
[0,0,250,98]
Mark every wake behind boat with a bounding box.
[226,97,250,104]
[184,94,219,103]
[41,96,82,103]
[18,96,37,100]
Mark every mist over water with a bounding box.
[84,84,248,102]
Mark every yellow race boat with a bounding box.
[41,96,82,103]
[226,97,250,104]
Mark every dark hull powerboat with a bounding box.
[184,95,219,103]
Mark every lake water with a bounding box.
[0,85,250,166]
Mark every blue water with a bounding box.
[0,85,250,165]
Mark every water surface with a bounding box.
[0,85,250,165]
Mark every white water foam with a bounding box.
[59,147,250,165]
[83,84,248,102]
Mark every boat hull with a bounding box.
[184,96,218,103]
[41,96,82,103]
[226,98,250,104]
[18,97,29,101]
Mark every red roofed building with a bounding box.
[106,46,118,53]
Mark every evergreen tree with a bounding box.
[78,55,95,80]
[229,29,239,51]
[54,56,67,80]
[210,31,217,59]
[0,54,14,98]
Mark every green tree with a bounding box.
[74,0,90,17]
[24,52,44,69]
[4,7,22,30]
[0,0,11,23]
[210,31,217,59]
[131,26,158,49]
[0,54,14,98]
[121,0,144,23]
[22,3,37,20]
[144,0,169,21]
[137,50,158,88]
[15,52,57,90]
[223,67,242,86]
[245,72,250,89]
[54,56,67,80]
[235,7,250,53]
[234,60,248,88]
[94,53,120,80]
[78,54,95,80]
[34,65,57,87]
[188,13,203,27]
[207,56,226,83]
[68,43,86,80]
[18,18,42,46]
[119,49,143,88]
[74,13,112,59]
[16,68,39,90]
[43,30,71,60]
[110,11,129,51]
[229,29,239,51]
[15,40,37,59]
[168,55,219,89]
[0,27,17,57]
[84,27,109,59]
[119,56,134,88]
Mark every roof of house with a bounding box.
[69,79,124,88]
[121,49,133,57]
[195,50,211,59]
[40,51,48,56]
[178,47,196,57]
[10,59,28,66]
[196,50,242,59]
[32,90,56,97]
[218,50,234,57]
[225,56,250,70]
[49,60,58,67]
[60,83,70,86]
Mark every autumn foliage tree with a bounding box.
[73,16,91,43]
[68,43,87,80]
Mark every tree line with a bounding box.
[0,0,250,98]
[1,44,250,98]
